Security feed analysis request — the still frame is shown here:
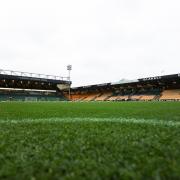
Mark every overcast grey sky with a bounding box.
[0,0,180,86]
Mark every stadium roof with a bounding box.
[0,69,71,90]
[71,73,180,91]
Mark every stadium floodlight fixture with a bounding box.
[67,65,72,81]
[67,65,72,71]
[67,65,72,101]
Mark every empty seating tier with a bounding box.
[140,95,156,101]
[95,92,112,101]
[83,93,101,101]
[160,89,180,100]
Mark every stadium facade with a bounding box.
[0,69,180,101]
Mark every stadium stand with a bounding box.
[0,89,67,101]
[67,73,180,101]
[0,69,71,101]
[1,69,179,102]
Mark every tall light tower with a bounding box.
[67,65,72,100]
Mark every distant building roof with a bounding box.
[111,79,139,85]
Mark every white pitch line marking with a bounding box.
[0,118,180,127]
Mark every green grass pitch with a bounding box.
[0,101,180,179]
